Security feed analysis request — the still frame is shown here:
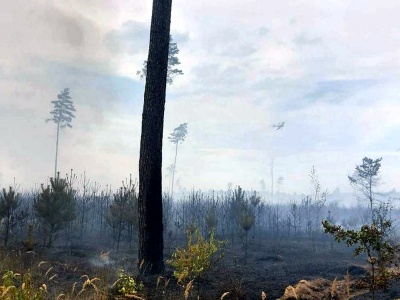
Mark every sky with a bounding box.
[1,0,400,197]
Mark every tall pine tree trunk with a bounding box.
[138,0,172,275]
[54,122,60,179]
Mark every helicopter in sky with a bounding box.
[272,121,285,130]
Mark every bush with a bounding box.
[111,269,144,297]
[167,228,224,284]
[322,219,399,299]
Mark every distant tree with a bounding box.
[348,157,382,222]
[229,186,246,243]
[137,35,183,85]
[0,187,20,246]
[46,88,76,178]
[249,191,261,238]
[259,179,266,192]
[289,200,301,237]
[77,172,98,238]
[138,0,172,274]
[168,123,188,197]
[302,167,327,251]
[34,173,76,247]
[106,180,138,251]
[239,208,255,256]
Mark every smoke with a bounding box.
[89,251,114,268]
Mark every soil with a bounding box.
[13,236,400,300]
[139,236,400,299]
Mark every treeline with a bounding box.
[1,170,398,254]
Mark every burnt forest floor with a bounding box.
[2,236,400,300]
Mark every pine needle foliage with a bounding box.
[0,187,21,246]
[34,174,76,247]
[0,187,19,215]
[46,88,76,178]
[137,35,183,85]
[46,88,76,129]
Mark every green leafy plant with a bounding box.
[111,269,144,298]
[322,219,398,299]
[167,227,224,298]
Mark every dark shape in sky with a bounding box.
[273,121,285,130]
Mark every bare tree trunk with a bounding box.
[270,158,274,203]
[171,142,178,197]
[54,122,60,179]
[4,211,10,246]
[138,0,172,275]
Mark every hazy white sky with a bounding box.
[1,0,400,195]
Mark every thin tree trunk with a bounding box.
[138,0,172,275]
[54,122,60,179]
[48,224,54,247]
[171,142,178,197]
[4,211,10,246]
[271,158,274,203]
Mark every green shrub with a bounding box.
[167,228,224,284]
[112,269,144,297]
[322,220,398,299]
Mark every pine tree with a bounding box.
[0,187,20,246]
[46,88,76,178]
[137,35,183,85]
[168,123,188,197]
[34,174,76,247]
[138,0,172,274]
[106,179,138,251]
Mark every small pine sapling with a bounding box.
[34,173,77,247]
[0,187,21,246]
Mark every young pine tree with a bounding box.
[106,179,138,251]
[34,174,76,247]
[0,187,20,246]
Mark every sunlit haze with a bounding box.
[1,1,400,196]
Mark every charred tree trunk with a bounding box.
[138,0,172,275]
